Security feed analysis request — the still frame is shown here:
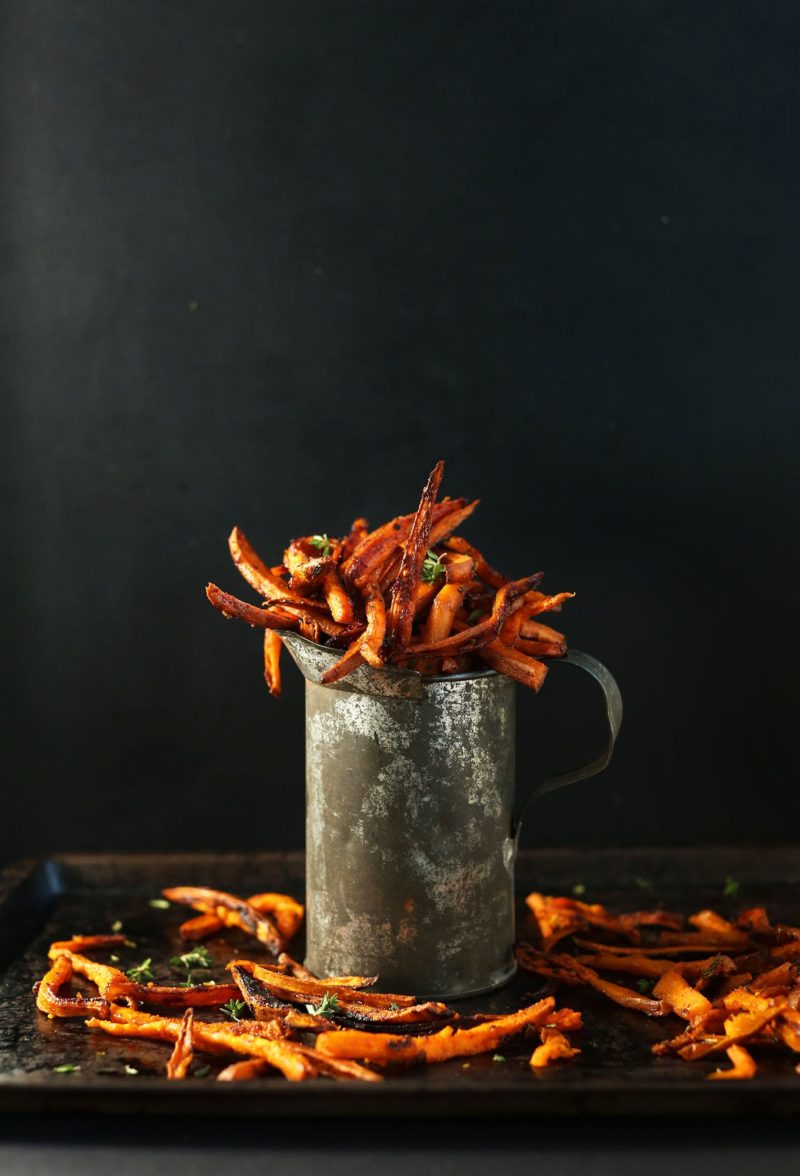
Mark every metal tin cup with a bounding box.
[280,632,622,1000]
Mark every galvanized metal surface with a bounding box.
[284,634,622,998]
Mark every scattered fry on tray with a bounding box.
[519,887,800,1080]
[166,1009,195,1079]
[178,892,304,943]
[207,460,573,693]
[162,886,287,954]
[530,1027,581,1069]
[315,997,578,1066]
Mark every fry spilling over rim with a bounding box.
[206,460,574,696]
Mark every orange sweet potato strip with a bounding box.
[341,498,466,587]
[530,1027,581,1068]
[575,952,734,981]
[228,527,326,609]
[48,935,128,955]
[442,553,474,583]
[406,574,543,657]
[426,499,479,547]
[206,584,297,629]
[35,956,109,1018]
[386,460,445,652]
[181,894,304,943]
[479,640,549,692]
[421,583,468,645]
[264,601,346,638]
[163,887,286,954]
[707,1044,757,1080]
[652,970,712,1021]
[516,945,669,1016]
[358,577,387,669]
[287,554,335,593]
[574,938,726,957]
[228,960,414,1008]
[48,944,242,1008]
[263,630,282,697]
[519,619,566,644]
[341,496,468,588]
[678,1003,788,1060]
[515,638,567,658]
[316,997,558,1064]
[521,591,576,617]
[340,518,370,561]
[217,1058,274,1082]
[108,979,242,1008]
[87,1007,316,1080]
[290,1046,383,1083]
[166,1009,195,1079]
[444,536,506,587]
[319,637,366,685]
[321,568,355,624]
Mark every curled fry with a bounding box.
[166,1009,194,1079]
[163,886,286,954]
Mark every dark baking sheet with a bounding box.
[1,847,798,1116]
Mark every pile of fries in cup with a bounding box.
[519,892,800,1080]
[206,460,574,695]
[35,886,581,1082]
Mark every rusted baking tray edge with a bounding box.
[0,847,798,1117]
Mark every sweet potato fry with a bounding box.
[316,997,559,1065]
[217,1058,273,1082]
[574,939,722,957]
[166,1009,194,1079]
[180,893,303,942]
[163,887,286,954]
[206,584,297,629]
[48,935,128,955]
[289,1046,383,1082]
[108,980,242,1008]
[87,1006,316,1080]
[228,960,412,1010]
[340,518,370,561]
[421,583,467,645]
[341,498,466,588]
[444,536,506,588]
[678,1003,787,1060]
[530,1027,581,1068]
[652,970,712,1021]
[516,945,669,1015]
[442,553,474,583]
[386,460,445,652]
[515,638,567,658]
[406,574,543,657]
[286,553,335,593]
[229,527,325,609]
[263,630,282,697]
[35,956,109,1018]
[519,619,566,644]
[319,637,366,684]
[426,499,479,547]
[265,601,346,638]
[358,577,387,669]
[708,1044,757,1080]
[479,641,549,692]
[321,568,355,624]
[574,952,682,979]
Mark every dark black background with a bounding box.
[2,1,798,865]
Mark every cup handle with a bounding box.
[511,650,623,844]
